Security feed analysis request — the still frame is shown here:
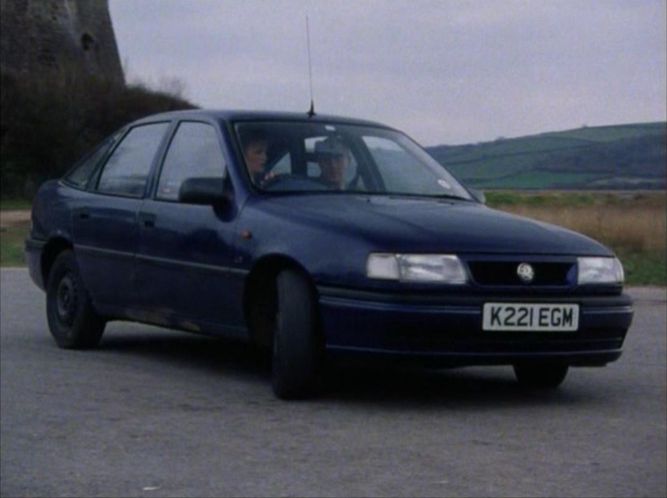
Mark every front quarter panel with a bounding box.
[236,199,372,287]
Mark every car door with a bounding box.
[135,121,245,336]
[73,121,171,308]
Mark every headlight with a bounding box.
[577,257,624,284]
[367,253,468,284]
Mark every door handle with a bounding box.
[138,212,156,228]
[78,209,90,220]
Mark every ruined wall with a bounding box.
[0,0,124,83]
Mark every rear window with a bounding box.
[97,122,170,197]
[63,137,116,189]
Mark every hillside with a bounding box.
[426,122,666,190]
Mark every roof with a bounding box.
[132,109,393,130]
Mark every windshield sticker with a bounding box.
[325,125,336,131]
[438,179,452,190]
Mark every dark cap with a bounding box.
[315,136,348,157]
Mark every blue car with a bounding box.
[25,110,634,398]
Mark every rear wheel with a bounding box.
[46,250,105,349]
[513,363,569,389]
[271,269,323,399]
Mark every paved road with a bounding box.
[1,269,665,497]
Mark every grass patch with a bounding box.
[616,250,667,286]
[0,221,29,266]
[0,198,31,210]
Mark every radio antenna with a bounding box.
[306,15,316,117]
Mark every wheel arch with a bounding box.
[41,237,74,285]
[243,254,317,348]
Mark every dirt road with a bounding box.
[0,210,31,229]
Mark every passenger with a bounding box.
[315,136,350,190]
[239,128,276,186]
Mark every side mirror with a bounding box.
[179,177,228,206]
[468,188,486,204]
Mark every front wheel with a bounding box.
[271,269,323,399]
[513,363,569,389]
[46,250,105,349]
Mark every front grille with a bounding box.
[467,261,575,286]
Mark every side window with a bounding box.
[156,122,225,201]
[304,137,323,177]
[64,136,115,188]
[97,122,169,197]
[268,152,292,175]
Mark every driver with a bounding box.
[239,128,277,187]
[315,136,350,190]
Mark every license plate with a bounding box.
[482,303,579,331]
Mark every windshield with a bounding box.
[234,121,472,200]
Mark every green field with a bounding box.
[428,122,666,190]
[482,172,600,189]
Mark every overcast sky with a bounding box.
[108,0,666,146]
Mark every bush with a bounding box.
[0,68,197,199]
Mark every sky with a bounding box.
[108,0,666,146]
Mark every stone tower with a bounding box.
[0,0,124,83]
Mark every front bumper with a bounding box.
[318,286,633,367]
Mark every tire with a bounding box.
[513,363,569,389]
[46,250,105,349]
[271,269,323,399]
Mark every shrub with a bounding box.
[0,68,196,199]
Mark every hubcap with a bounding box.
[56,274,77,325]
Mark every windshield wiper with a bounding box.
[380,192,472,202]
[429,193,473,202]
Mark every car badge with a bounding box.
[517,263,535,283]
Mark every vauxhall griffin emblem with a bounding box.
[517,263,535,283]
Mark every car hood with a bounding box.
[254,194,612,256]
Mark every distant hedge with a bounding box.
[0,70,197,199]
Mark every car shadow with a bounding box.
[96,326,596,408]
[319,363,584,408]
[98,327,272,381]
